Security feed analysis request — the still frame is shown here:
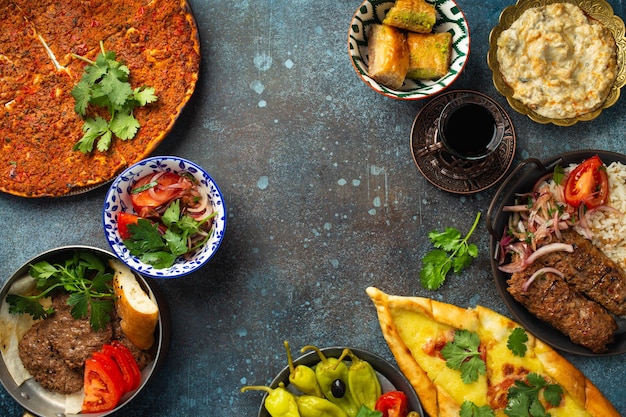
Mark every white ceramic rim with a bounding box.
[102,156,226,279]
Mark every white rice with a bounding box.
[584,161,626,270]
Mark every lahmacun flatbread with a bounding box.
[0,0,200,197]
[366,287,620,417]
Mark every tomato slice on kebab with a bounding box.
[82,352,126,413]
[103,341,142,392]
[563,155,609,209]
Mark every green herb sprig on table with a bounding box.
[71,41,157,153]
[505,373,563,417]
[123,199,217,269]
[441,329,486,384]
[420,212,481,290]
[6,251,115,331]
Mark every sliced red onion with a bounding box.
[525,242,574,265]
[522,267,564,292]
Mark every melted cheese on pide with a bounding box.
[496,2,616,119]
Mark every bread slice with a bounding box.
[368,24,409,89]
[406,32,452,80]
[110,259,159,350]
[382,0,436,33]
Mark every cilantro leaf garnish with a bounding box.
[123,203,217,269]
[356,405,383,417]
[6,251,115,331]
[507,327,529,357]
[441,329,486,384]
[460,401,495,417]
[420,212,481,290]
[505,373,563,417]
[71,41,157,153]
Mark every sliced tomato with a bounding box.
[82,352,126,413]
[375,391,409,417]
[564,155,609,209]
[117,212,141,240]
[103,341,142,392]
[130,172,186,212]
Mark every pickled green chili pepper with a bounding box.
[296,395,350,417]
[241,382,301,417]
[284,341,323,397]
[345,349,381,410]
[301,345,359,417]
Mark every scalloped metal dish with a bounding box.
[487,0,626,126]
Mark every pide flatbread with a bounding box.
[0,0,200,197]
[366,287,620,417]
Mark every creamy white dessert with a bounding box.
[496,3,617,119]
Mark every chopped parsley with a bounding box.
[507,327,529,357]
[123,199,217,269]
[505,373,563,417]
[6,251,115,331]
[441,329,486,384]
[419,212,480,290]
[71,41,157,153]
[460,401,495,417]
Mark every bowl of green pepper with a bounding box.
[242,344,424,417]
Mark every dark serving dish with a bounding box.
[486,150,626,356]
[258,346,424,417]
[0,245,170,416]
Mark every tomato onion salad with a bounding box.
[117,171,216,268]
[497,155,617,285]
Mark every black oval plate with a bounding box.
[487,149,626,356]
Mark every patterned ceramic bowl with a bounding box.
[103,156,226,279]
[348,0,470,100]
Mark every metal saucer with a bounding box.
[410,90,516,194]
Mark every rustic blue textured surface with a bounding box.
[1,0,625,415]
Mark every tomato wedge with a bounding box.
[130,172,186,212]
[103,341,142,392]
[82,352,125,413]
[375,391,409,417]
[564,155,609,209]
[117,212,141,240]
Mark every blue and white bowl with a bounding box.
[103,156,226,279]
[348,0,470,100]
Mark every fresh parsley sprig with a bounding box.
[507,327,529,357]
[441,329,486,384]
[505,373,563,417]
[6,251,115,331]
[460,401,495,417]
[420,212,481,290]
[71,41,157,153]
[123,200,217,269]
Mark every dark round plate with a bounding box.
[486,150,626,356]
[410,90,516,194]
[257,346,424,417]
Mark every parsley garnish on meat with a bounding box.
[6,251,115,331]
[505,373,563,417]
[123,200,217,269]
[441,329,486,384]
[71,41,157,153]
[420,212,481,290]
[507,327,529,357]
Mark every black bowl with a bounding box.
[258,346,424,417]
[0,245,170,416]
[486,150,626,356]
